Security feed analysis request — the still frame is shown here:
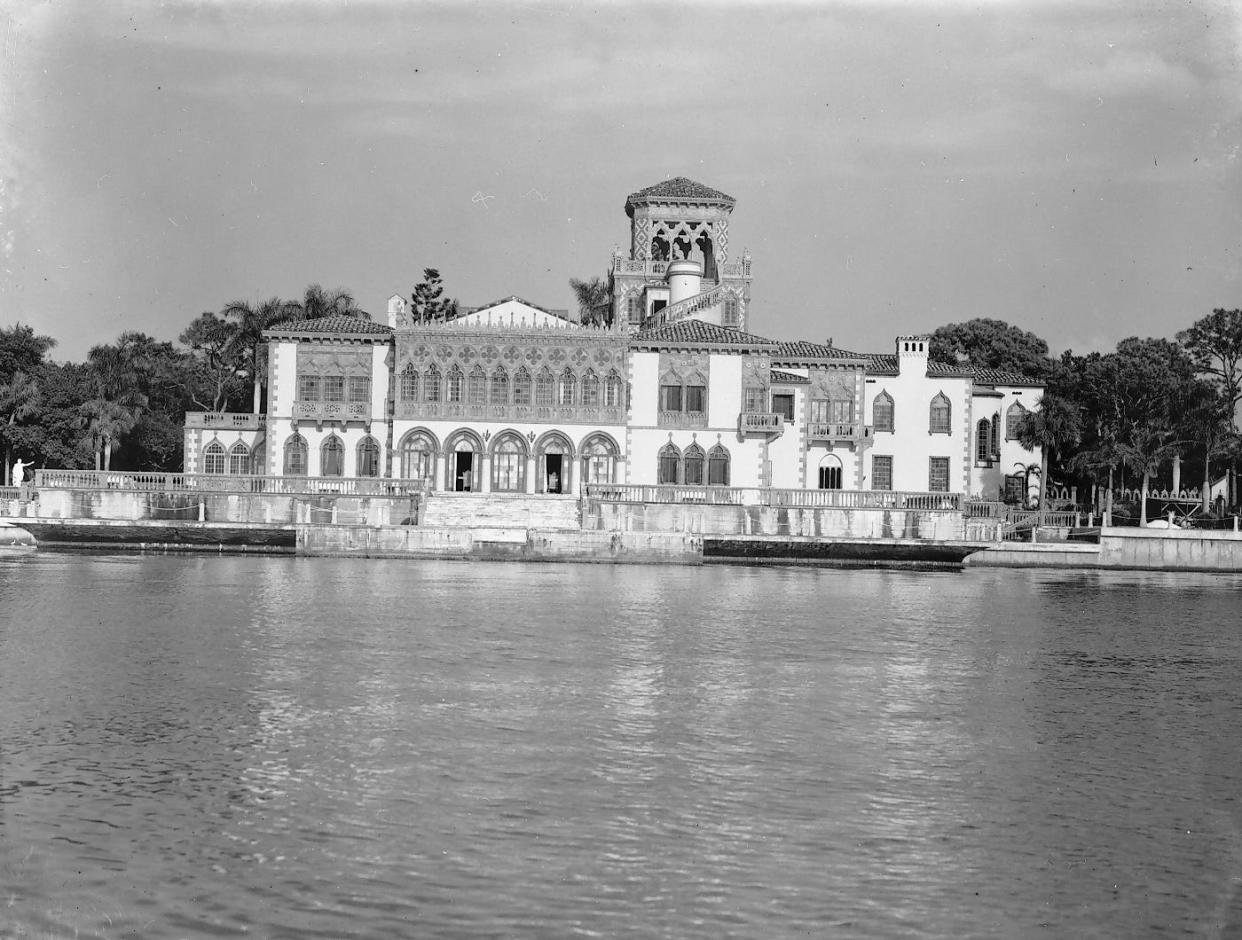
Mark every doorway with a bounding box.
[455,451,474,492]
[545,454,563,494]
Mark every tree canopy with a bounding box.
[929,318,1052,378]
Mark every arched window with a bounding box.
[708,444,731,486]
[557,369,576,406]
[658,443,681,485]
[468,366,487,404]
[818,454,843,490]
[976,419,993,463]
[202,441,226,474]
[399,364,418,401]
[873,391,894,432]
[605,371,623,408]
[535,368,554,406]
[357,436,381,477]
[424,365,441,403]
[683,443,706,485]
[400,430,437,484]
[1006,401,1027,440]
[491,433,527,493]
[513,368,532,406]
[991,412,1000,456]
[284,434,308,476]
[490,367,509,404]
[321,436,345,476]
[723,293,739,327]
[929,392,951,434]
[685,373,707,414]
[659,372,683,412]
[228,442,250,475]
[447,365,464,404]
[627,293,643,324]
[250,440,266,476]
[581,434,617,485]
[581,370,600,406]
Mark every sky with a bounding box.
[1,0,1239,363]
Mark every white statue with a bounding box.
[11,458,30,485]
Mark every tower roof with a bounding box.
[625,177,736,214]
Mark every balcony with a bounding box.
[184,412,264,430]
[659,410,708,429]
[738,412,784,434]
[292,401,371,422]
[807,422,874,445]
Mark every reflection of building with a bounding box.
[183,177,1042,502]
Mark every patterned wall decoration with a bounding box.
[295,345,372,377]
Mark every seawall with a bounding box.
[297,524,702,564]
[968,527,1242,572]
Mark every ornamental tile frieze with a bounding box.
[295,345,372,375]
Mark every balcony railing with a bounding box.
[292,401,371,421]
[739,412,784,434]
[807,422,873,444]
[584,484,963,511]
[659,410,708,429]
[33,469,426,497]
[184,412,265,430]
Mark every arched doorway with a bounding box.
[535,432,574,494]
[444,430,483,492]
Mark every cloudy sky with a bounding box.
[1,0,1239,362]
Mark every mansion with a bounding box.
[183,178,1043,502]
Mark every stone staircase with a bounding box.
[420,493,582,530]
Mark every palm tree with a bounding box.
[78,344,148,471]
[222,296,297,414]
[1016,393,1083,512]
[1119,422,1178,526]
[1,370,40,485]
[290,284,368,322]
[570,276,612,327]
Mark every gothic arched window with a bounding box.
[202,441,226,475]
[683,443,706,485]
[1006,401,1027,440]
[658,443,680,485]
[513,367,532,406]
[227,442,250,475]
[873,390,895,432]
[490,367,509,404]
[321,436,345,477]
[357,436,381,477]
[708,444,730,486]
[399,364,418,401]
[976,419,993,463]
[929,392,951,434]
[284,434,308,476]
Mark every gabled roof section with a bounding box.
[631,320,778,349]
[771,369,810,385]
[455,295,571,321]
[266,316,391,340]
[626,177,736,212]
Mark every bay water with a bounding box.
[1,552,1239,938]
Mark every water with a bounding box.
[0,553,1240,939]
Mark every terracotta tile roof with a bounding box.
[626,177,735,206]
[969,367,1045,388]
[771,369,810,385]
[773,339,870,361]
[865,353,1044,386]
[266,315,391,337]
[631,320,778,347]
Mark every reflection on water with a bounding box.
[1,554,1240,938]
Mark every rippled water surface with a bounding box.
[1,552,1240,938]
